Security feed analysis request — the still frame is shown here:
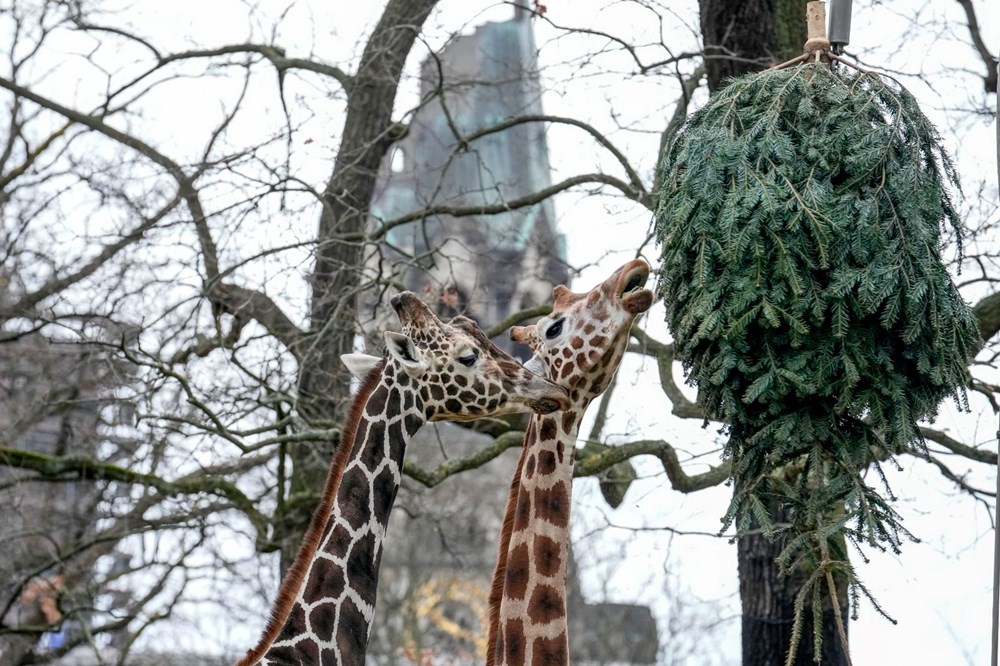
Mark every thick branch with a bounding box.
[0,446,269,536]
[403,430,524,487]
[484,304,553,339]
[156,44,354,92]
[954,0,998,93]
[0,444,245,499]
[629,327,704,419]
[403,430,730,495]
[973,290,1000,341]
[921,426,998,465]
[921,451,995,498]
[575,438,731,493]
[578,375,640,508]
[211,283,306,357]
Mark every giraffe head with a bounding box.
[345,292,570,422]
[511,258,653,398]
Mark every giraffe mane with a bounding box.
[237,357,387,666]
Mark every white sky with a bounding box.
[10,0,998,663]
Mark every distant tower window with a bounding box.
[390,147,406,173]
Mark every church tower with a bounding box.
[363,10,568,356]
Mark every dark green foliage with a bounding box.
[654,63,980,593]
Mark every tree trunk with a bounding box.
[738,499,850,666]
[276,0,442,573]
[699,0,806,91]
[695,1,851,664]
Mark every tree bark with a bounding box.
[738,499,850,666]
[699,0,806,91]
[276,0,441,573]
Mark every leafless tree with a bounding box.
[0,1,995,664]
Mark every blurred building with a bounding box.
[364,10,658,665]
[0,331,137,665]
[362,6,569,357]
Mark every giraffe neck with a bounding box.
[489,408,582,666]
[488,333,635,666]
[239,362,424,666]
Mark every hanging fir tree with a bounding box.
[653,45,980,658]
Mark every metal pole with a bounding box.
[828,0,853,55]
[993,407,999,666]
[993,61,1000,666]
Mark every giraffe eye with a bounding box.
[545,319,564,339]
[457,351,478,367]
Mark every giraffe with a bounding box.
[486,258,654,666]
[238,291,570,666]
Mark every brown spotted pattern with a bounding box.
[488,259,654,666]
[241,293,568,666]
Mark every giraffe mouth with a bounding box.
[618,263,653,315]
[391,291,436,327]
[531,395,565,414]
[523,373,571,413]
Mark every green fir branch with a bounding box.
[654,61,981,657]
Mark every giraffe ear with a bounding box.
[341,353,381,381]
[511,324,542,351]
[384,331,426,374]
[510,325,531,344]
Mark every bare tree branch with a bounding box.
[575,437,731,493]
[920,451,995,501]
[921,425,998,465]
[404,430,525,487]
[462,114,648,196]
[0,73,221,281]
[653,64,706,196]
[532,8,704,74]
[4,192,183,318]
[0,446,270,536]
[0,75,310,353]
[484,304,553,338]
[954,0,998,93]
[0,119,72,192]
[629,327,704,419]
[370,172,652,243]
